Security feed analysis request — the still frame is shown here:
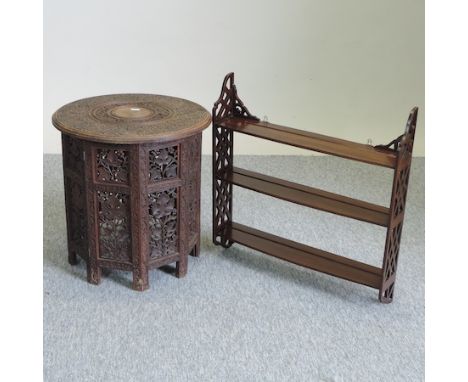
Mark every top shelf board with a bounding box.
[217,118,398,168]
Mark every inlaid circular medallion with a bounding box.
[90,102,173,123]
[110,105,155,119]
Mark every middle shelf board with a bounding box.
[218,167,390,227]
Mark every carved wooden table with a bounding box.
[53,94,210,290]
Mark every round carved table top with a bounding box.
[52,94,211,144]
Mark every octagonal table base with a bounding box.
[61,133,201,291]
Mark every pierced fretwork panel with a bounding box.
[212,72,258,122]
[148,188,178,259]
[383,222,403,279]
[380,165,410,302]
[214,179,232,227]
[393,166,410,218]
[214,126,233,174]
[212,73,258,247]
[148,145,178,182]
[380,107,418,303]
[96,149,129,184]
[213,124,233,247]
[97,191,132,262]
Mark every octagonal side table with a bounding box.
[52,94,210,290]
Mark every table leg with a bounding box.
[132,267,149,291]
[87,260,101,285]
[175,255,188,278]
[68,251,79,265]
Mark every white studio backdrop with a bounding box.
[44,0,424,155]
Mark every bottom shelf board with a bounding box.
[226,222,382,289]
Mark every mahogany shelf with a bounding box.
[218,167,390,227]
[212,72,418,303]
[218,118,398,168]
[227,222,382,289]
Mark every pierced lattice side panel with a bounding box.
[212,125,233,247]
[380,107,418,303]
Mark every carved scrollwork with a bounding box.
[212,72,259,122]
[148,188,178,258]
[96,149,129,183]
[375,107,418,155]
[397,108,417,160]
[149,146,178,181]
[97,191,132,262]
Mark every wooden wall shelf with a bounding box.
[218,167,390,226]
[212,73,418,303]
[228,222,383,289]
[218,118,398,168]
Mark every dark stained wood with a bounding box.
[220,167,390,226]
[219,118,397,168]
[212,72,418,303]
[228,223,382,289]
[53,94,211,144]
[56,94,209,291]
[129,144,149,291]
[378,107,418,302]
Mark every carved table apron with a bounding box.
[53,94,210,290]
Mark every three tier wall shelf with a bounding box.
[212,73,417,303]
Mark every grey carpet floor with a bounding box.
[44,155,424,382]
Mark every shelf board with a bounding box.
[227,222,382,289]
[220,167,390,227]
[218,118,397,168]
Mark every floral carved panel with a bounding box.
[148,146,178,182]
[148,188,178,258]
[96,149,129,184]
[97,191,132,262]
